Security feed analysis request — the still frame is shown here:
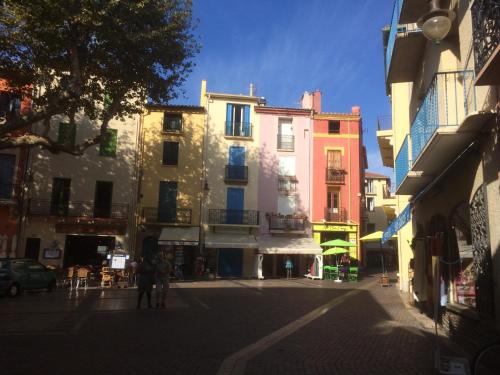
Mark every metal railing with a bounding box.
[208,209,259,226]
[410,70,476,163]
[224,165,248,183]
[277,134,294,151]
[324,207,347,223]
[395,135,410,190]
[225,121,252,137]
[28,199,129,219]
[472,0,499,77]
[142,207,192,224]
[278,176,298,192]
[268,214,306,231]
[0,183,20,200]
[325,168,346,184]
[385,0,421,79]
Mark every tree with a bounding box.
[0,0,199,154]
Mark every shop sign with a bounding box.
[312,224,356,232]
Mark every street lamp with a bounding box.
[417,0,455,44]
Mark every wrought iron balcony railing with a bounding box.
[224,165,248,183]
[268,214,306,231]
[278,176,298,192]
[28,199,129,219]
[472,0,499,83]
[410,71,476,164]
[395,135,410,190]
[142,207,192,224]
[208,209,259,226]
[325,168,346,184]
[324,207,347,223]
[277,134,294,151]
[0,183,20,201]
[225,121,252,138]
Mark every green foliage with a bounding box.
[0,0,199,153]
[99,128,117,157]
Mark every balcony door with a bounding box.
[50,178,71,216]
[327,189,340,213]
[0,154,15,199]
[94,181,113,218]
[226,104,250,136]
[158,181,177,223]
[228,146,245,180]
[226,187,244,224]
[327,150,342,169]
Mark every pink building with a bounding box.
[255,105,323,279]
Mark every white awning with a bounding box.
[204,232,258,249]
[158,227,199,246]
[258,235,322,255]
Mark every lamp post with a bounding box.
[417,0,456,44]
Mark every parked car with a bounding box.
[0,258,56,297]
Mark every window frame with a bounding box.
[163,113,183,133]
[328,120,340,134]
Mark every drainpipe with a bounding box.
[199,92,210,256]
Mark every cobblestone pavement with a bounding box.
[0,273,459,374]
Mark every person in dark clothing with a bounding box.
[136,258,154,309]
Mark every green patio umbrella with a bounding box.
[320,239,356,247]
[322,247,349,255]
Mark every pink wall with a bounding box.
[311,117,362,224]
[256,108,312,234]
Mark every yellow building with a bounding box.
[362,172,396,268]
[137,104,205,276]
[200,80,265,278]
[380,0,499,336]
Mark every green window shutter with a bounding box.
[162,141,179,165]
[100,129,117,157]
[57,122,76,149]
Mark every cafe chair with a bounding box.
[101,267,114,288]
[348,266,358,282]
[76,267,90,288]
[65,267,76,288]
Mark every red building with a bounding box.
[0,80,31,258]
[305,91,365,261]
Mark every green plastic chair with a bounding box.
[323,266,331,280]
[348,266,358,282]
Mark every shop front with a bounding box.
[158,226,200,279]
[312,223,359,261]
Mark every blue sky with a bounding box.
[172,0,394,177]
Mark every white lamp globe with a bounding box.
[422,15,452,43]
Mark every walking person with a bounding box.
[285,256,293,279]
[136,257,154,309]
[154,252,172,309]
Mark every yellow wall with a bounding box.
[140,108,205,225]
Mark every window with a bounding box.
[279,156,296,176]
[366,179,375,194]
[50,178,71,216]
[163,141,179,165]
[278,119,294,150]
[158,181,177,222]
[0,153,15,199]
[0,91,21,119]
[94,181,113,218]
[57,122,76,149]
[366,197,375,211]
[328,120,340,134]
[226,103,251,137]
[163,113,183,132]
[327,190,340,211]
[327,150,342,169]
[277,196,296,216]
[100,129,117,157]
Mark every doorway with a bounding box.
[63,235,115,267]
[25,238,40,260]
[218,248,243,277]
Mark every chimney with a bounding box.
[351,105,361,115]
[300,91,312,109]
[249,83,255,97]
[200,79,207,106]
[312,90,321,113]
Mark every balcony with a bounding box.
[385,0,425,86]
[224,165,248,184]
[324,207,347,223]
[396,71,492,195]
[472,0,500,85]
[28,199,128,219]
[278,176,298,193]
[0,183,21,204]
[225,121,252,138]
[325,168,346,184]
[267,214,306,233]
[376,115,394,168]
[208,209,259,226]
[142,207,192,225]
[277,135,294,151]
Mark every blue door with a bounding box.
[228,146,245,180]
[158,181,177,222]
[227,187,244,224]
[218,249,243,277]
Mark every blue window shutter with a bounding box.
[243,105,250,136]
[228,146,245,166]
[226,188,244,224]
[226,104,233,135]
